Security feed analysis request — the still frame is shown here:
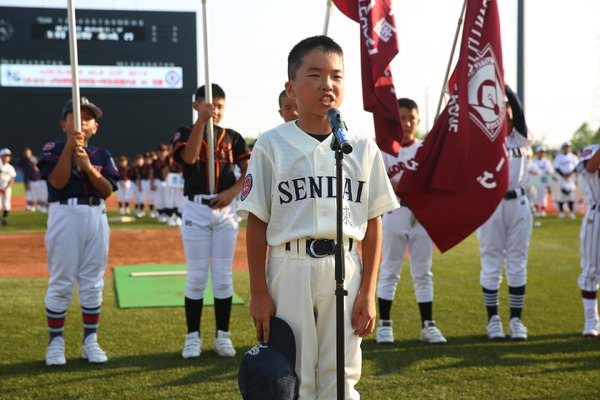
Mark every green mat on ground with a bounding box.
[113,264,245,309]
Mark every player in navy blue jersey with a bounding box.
[38,97,120,366]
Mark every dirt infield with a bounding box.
[0,228,249,278]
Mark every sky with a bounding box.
[3,0,600,148]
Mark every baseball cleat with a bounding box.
[375,320,394,344]
[486,315,505,340]
[583,318,599,338]
[213,330,236,357]
[46,336,66,366]
[420,320,447,344]
[82,333,108,363]
[182,331,202,359]
[568,212,576,220]
[509,317,528,340]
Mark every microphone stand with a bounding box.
[331,135,351,400]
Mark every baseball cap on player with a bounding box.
[535,145,546,153]
[238,316,299,400]
[62,97,103,120]
[561,141,571,148]
[0,148,12,156]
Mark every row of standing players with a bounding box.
[35,35,600,400]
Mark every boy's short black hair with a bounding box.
[278,90,288,109]
[287,35,344,81]
[397,98,419,112]
[195,83,226,102]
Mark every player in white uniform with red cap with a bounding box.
[575,144,600,337]
[375,98,447,345]
[477,86,533,341]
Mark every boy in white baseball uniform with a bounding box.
[477,86,532,341]
[531,146,554,217]
[376,98,447,345]
[237,35,398,399]
[553,142,579,219]
[575,144,600,337]
[0,148,17,226]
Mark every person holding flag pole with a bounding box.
[41,0,120,366]
[173,0,252,360]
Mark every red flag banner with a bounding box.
[396,0,508,252]
[333,0,401,156]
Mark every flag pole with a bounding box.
[323,0,333,35]
[201,0,215,194]
[67,0,81,130]
[435,0,467,119]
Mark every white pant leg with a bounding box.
[377,209,408,301]
[478,203,507,290]
[268,243,361,400]
[408,222,435,303]
[504,197,532,287]
[579,210,600,291]
[0,187,10,211]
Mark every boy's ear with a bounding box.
[59,120,66,132]
[284,81,295,99]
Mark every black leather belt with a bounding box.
[504,187,526,200]
[285,238,353,258]
[187,195,213,206]
[59,196,102,206]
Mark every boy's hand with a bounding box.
[249,291,276,343]
[74,145,92,171]
[351,292,376,338]
[196,101,216,125]
[66,130,85,153]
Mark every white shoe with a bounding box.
[568,212,576,220]
[149,210,158,219]
[558,212,565,219]
[182,331,202,359]
[376,320,394,344]
[46,336,66,366]
[125,207,131,215]
[158,214,168,223]
[583,316,599,338]
[540,210,547,217]
[82,333,108,363]
[119,207,126,215]
[213,330,236,357]
[175,217,182,227]
[509,317,528,340]
[420,320,447,344]
[167,216,177,227]
[487,315,505,340]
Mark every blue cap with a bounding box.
[238,316,299,400]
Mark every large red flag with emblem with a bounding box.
[332,0,401,156]
[396,0,508,252]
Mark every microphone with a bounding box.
[327,108,353,154]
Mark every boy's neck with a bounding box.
[295,118,331,136]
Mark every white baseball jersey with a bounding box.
[377,139,435,303]
[237,121,398,245]
[0,162,16,191]
[237,120,398,399]
[554,151,580,201]
[576,144,600,291]
[532,156,554,176]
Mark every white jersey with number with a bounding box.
[237,121,398,245]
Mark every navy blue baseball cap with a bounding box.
[238,316,299,400]
[62,97,103,120]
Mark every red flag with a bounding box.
[396,0,508,252]
[333,0,401,156]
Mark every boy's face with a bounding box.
[195,97,226,126]
[399,107,420,142]
[60,107,98,139]
[1,155,10,164]
[279,96,299,122]
[286,50,344,119]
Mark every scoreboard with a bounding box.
[0,6,197,157]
